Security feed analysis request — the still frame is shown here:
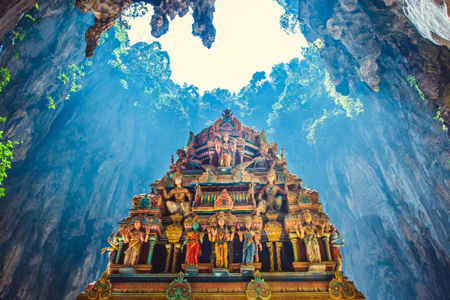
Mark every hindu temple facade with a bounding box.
[76,110,365,300]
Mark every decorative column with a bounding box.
[165,244,173,272]
[264,213,283,271]
[290,233,299,262]
[115,237,124,264]
[275,242,282,271]
[266,242,274,272]
[322,231,332,261]
[146,235,158,265]
[165,214,184,272]
[172,243,181,272]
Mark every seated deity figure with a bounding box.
[295,210,323,263]
[181,220,204,266]
[208,213,236,268]
[121,219,150,266]
[162,172,193,216]
[257,169,288,214]
[237,216,261,264]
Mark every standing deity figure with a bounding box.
[181,221,204,266]
[329,224,344,272]
[257,169,288,214]
[238,216,261,264]
[122,219,150,266]
[162,172,193,216]
[208,213,236,268]
[219,133,235,167]
[295,210,322,263]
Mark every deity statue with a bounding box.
[121,219,151,266]
[181,220,204,266]
[329,224,344,272]
[100,232,120,273]
[162,172,193,216]
[257,169,288,214]
[170,148,190,173]
[246,182,256,205]
[295,210,323,263]
[238,216,261,264]
[207,213,236,268]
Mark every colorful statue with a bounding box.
[329,224,344,272]
[170,148,190,173]
[181,220,204,266]
[257,169,288,214]
[246,182,256,205]
[238,216,261,264]
[208,213,236,268]
[162,172,193,216]
[295,210,323,263]
[121,219,151,266]
[100,232,120,273]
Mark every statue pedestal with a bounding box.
[212,268,229,276]
[184,266,199,276]
[229,263,261,273]
[112,264,152,274]
[308,263,326,273]
[292,261,336,272]
[240,265,255,276]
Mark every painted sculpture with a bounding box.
[121,219,151,266]
[238,216,261,264]
[181,220,204,266]
[162,172,193,216]
[257,169,288,214]
[295,209,323,263]
[208,213,236,268]
[78,110,365,300]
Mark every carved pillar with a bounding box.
[172,243,181,272]
[146,235,158,265]
[290,233,299,262]
[264,213,282,271]
[322,233,332,261]
[115,237,124,264]
[276,242,282,271]
[266,242,274,272]
[165,244,173,272]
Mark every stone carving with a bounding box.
[86,272,112,300]
[295,210,323,263]
[181,218,204,266]
[162,172,193,216]
[246,271,271,300]
[238,216,262,264]
[257,169,288,214]
[207,212,236,268]
[166,272,192,300]
[328,271,356,299]
[121,219,151,266]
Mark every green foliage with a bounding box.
[407,75,426,102]
[0,68,11,93]
[35,3,39,9]
[57,61,91,101]
[324,72,363,118]
[25,14,35,22]
[0,118,18,197]
[47,96,55,109]
[433,108,448,131]
[305,109,342,144]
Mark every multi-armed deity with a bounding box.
[78,110,364,299]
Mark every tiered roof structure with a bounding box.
[76,110,365,299]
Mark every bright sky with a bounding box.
[126,0,308,93]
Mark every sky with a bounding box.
[126,0,308,93]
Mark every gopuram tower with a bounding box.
[76,110,365,300]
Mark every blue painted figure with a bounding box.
[238,216,261,264]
